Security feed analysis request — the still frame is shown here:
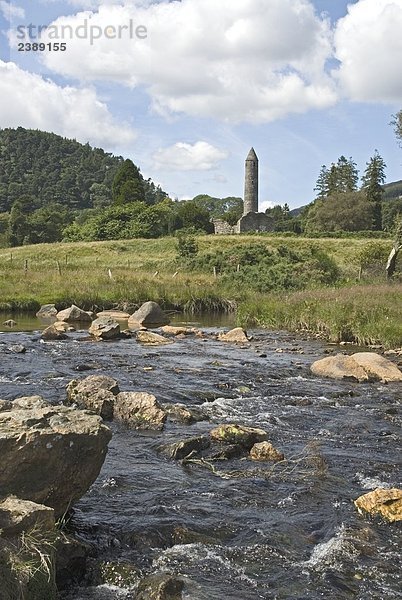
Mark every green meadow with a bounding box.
[0,236,400,348]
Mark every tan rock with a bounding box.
[0,404,112,518]
[250,441,284,462]
[311,353,402,383]
[0,496,55,537]
[0,400,12,412]
[352,352,402,383]
[209,424,268,449]
[161,325,198,336]
[89,317,121,340]
[96,310,130,320]
[218,327,249,344]
[128,301,170,328]
[311,354,370,382]
[136,330,172,345]
[12,396,48,410]
[36,304,58,318]
[53,321,75,332]
[41,324,68,341]
[354,488,402,522]
[56,304,92,323]
[66,375,119,420]
[114,392,167,430]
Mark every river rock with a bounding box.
[3,319,17,327]
[160,435,210,460]
[0,496,55,537]
[163,403,204,424]
[66,375,119,420]
[0,401,112,517]
[53,321,75,332]
[7,344,26,353]
[352,352,402,382]
[114,392,167,430]
[89,317,121,340]
[128,301,170,328]
[311,352,402,383]
[136,330,173,346]
[56,304,93,323]
[161,325,198,336]
[250,441,284,462]
[96,310,131,320]
[41,324,68,341]
[218,327,249,344]
[0,399,12,412]
[36,304,58,318]
[354,488,402,522]
[12,396,48,410]
[210,424,268,449]
[136,573,184,600]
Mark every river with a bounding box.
[0,317,401,599]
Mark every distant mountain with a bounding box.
[383,179,402,200]
[0,127,167,213]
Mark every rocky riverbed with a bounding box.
[0,322,401,599]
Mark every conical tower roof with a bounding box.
[246,147,258,161]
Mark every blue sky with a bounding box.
[1,0,402,209]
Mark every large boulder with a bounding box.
[89,317,120,340]
[136,331,173,346]
[0,398,112,518]
[209,424,268,450]
[128,301,170,328]
[66,375,119,420]
[56,305,92,323]
[311,352,402,383]
[36,304,58,318]
[218,327,249,344]
[114,392,167,430]
[354,488,402,523]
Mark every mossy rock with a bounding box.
[209,424,268,450]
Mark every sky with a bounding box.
[0,0,402,210]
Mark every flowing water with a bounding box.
[0,319,401,599]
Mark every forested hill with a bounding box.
[0,127,167,212]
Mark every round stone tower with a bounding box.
[243,147,258,215]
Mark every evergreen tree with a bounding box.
[314,165,329,199]
[336,156,359,193]
[361,150,386,230]
[112,159,145,205]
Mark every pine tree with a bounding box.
[314,165,329,199]
[361,150,386,230]
[336,156,359,193]
[361,150,386,202]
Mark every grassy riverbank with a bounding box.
[0,236,400,347]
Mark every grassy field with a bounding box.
[0,236,400,347]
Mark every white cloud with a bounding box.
[0,1,25,20]
[38,0,336,123]
[0,61,136,147]
[153,141,228,171]
[334,0,402,103]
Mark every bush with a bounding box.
[185,242,340,292]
